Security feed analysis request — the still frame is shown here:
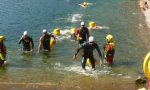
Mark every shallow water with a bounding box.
[0,0,149,89]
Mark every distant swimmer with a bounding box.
[69,28,77,40]
[53,28,61,36]
[73,36,103,70]
[76,21,89,45]
[0,36,7,66]
[88,21,102,30]
[88,21,110,30]
[37,29,56,53]
[50,28,60,48]
[104,34,115,66]
[18,31,34,52]
[79,2,89,8]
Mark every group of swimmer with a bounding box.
[0,21,115,71]
[0,1,150,90]
[71,21,115,70]
[18,29,56,53]
[0,1,115,71]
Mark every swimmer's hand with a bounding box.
[73,54,77,60]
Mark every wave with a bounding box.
[54,62,111,78]
[54,28,76,42]
[100,26,110,29]
[54,62,132,79]
[60,29,70,35]
[55,29,71,41]
[68,14,82,23]
[89,26,110,30]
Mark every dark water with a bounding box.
[0,0,149,89]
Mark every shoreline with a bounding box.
[0,80,137,90]
[139,0,150,50]
[138,0,150,90]
[139,0,150,28]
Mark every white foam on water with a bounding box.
[110,72,132,79]
[54,62,65,70]
[54,62,111,78]
[60,29,70,35]
[88,26,110,30]
[56,35,71,41]
[55,62,62,67]
[132,12,136,15]
[56,29,71,41]
[68,14,82,22]
[54,62,132,79]
[119,74,132,79]
[54,29,76,42]
[65,65,96,77]
[117,74,123,76]
[123,75,132,79]
[101,26,110,29]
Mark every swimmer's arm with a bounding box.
[95,44,103,63]
[37,37,42,53]
[18,36,23,44]
[74,43,85,59]
[31,38,34,49]
[51,34,56,41]
[74,47,82,57]
[48,32,56,42]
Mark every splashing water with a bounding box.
[68,14,82,22]
[54,62,112,78]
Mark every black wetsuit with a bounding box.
[41,34,53,51]
[78,26,89,45]
[19,36,34,51]
[75,42,102,69]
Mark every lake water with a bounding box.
[0,0,149,89]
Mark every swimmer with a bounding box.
[73,36,103,70]
[88,21,103,30]
[79,2,89,8]
[37,29,56,53]
[19,31,34,52]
